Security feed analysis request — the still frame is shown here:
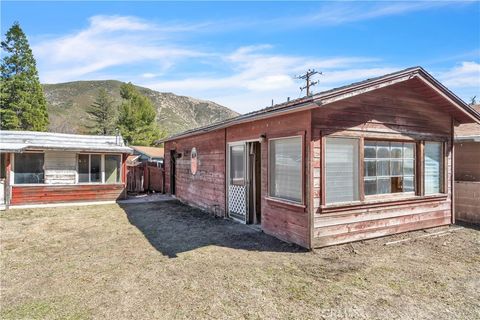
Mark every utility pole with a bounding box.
[295,69,322,96]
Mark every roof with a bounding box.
[455,105,480,141]
[159,66,480,143]
[131,145,164,158]
[0,130,133,153]
[126,154,141,166]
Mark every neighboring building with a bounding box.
[0,131,132,209]
[131,146,164,166]
[454,104,480,224]
[160,67,480,249]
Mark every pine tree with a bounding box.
[86,88,117,135]
[0,22,49,131]
[117,83,166,146]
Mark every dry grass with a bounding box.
[1,200,479,319]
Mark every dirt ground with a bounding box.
[1,200,479,320]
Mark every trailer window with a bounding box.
[14,153,44,184]
[269,136,302,203]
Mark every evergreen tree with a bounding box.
[117,83,166,146]
[0,22,48,131]
[86,88,116,135]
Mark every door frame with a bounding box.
[226,138,262,223]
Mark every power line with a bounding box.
[295,69,322,96]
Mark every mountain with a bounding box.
[42,80,239,135]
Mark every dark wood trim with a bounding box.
[319,194,448,215]
[417,141,425,196]
[265,196,306,211]
[450,118,455,224]
[266,132,306,206]
[320,135,326,206]
[359,137,365,201]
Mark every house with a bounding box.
[160,67,480,249]
[0,131,132,209]
[454,104,480,224]
[131,145,164,166]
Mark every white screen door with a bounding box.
[228,142,248,222]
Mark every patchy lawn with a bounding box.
[1,200,479,320]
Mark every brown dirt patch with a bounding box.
[1,200,479,319]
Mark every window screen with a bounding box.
[230,145,245,185]
[105,155,121,183]
[325,138,359,204]
[269,137,302,203]
[364,141,415,195]
[14,153,44,184]
[424,142,443,194]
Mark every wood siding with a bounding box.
[454,142,480,181]
[312,80,454,247]
[10,184,125,205]
[44,151,76,184]
[164,130,226,216]
[454,181,480,224]
[226,110,312,248]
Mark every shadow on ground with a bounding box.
[119,200,305,258]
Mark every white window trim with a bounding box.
[267,135,304,205]
[324,136,361,205]
[363,140,417,197]
[10,152,46,186]
[76,153,123,185]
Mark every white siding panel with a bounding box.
[44,151,76,184]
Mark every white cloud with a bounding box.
[33,15,207,83]
[143,45,396,113]
[438,61,480,88]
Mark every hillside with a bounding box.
[42,80,239,135]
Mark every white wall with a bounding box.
[44,151,76,184]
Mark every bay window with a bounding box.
[269,136,302,203]
[14,153,44,184]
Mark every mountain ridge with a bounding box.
[43,80,239,135]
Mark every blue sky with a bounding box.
[2,1,479,113]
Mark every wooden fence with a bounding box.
[127,162,164,194]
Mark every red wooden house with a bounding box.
[0,131,132,209]
[161,67,480,249]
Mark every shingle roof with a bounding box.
[0,130,133,153]
[131,146,165,158]
[455,105,480,140]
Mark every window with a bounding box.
[230,145,245,185]
[14,153,44,184]
[325,137,359,204]
[424,142,443,194]
[269,136,302,203]
[364,141,415,195]
[105,155,121,184]
[77,154,101,183]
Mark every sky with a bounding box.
[1,1,480,114]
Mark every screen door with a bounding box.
[228,143,248,222]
